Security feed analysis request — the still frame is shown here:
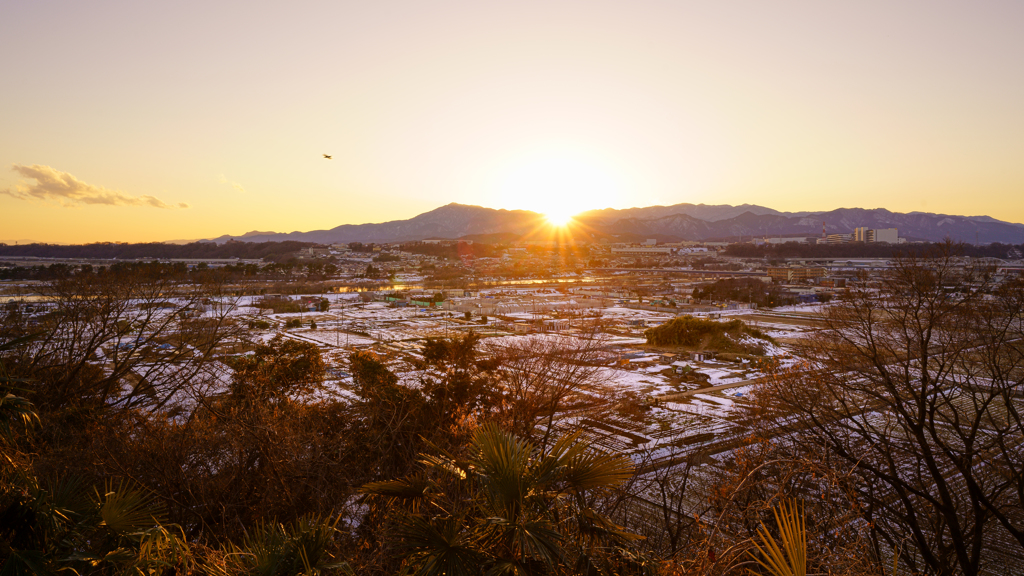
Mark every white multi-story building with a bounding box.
[854,227,899,243]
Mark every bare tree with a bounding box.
[763,243,1024,575]
[484,330,610,447]
[1,270,243,414]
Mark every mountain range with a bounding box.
[209,203,1024,245]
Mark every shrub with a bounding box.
[644,316,775,352]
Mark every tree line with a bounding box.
[725,240,1024,260]
[0,240,317,261]
[1,260,346,283]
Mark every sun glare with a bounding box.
[545,210,574,227]
[494,147,624,220]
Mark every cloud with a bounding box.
[218,174,245,194]
[2,164,188,209]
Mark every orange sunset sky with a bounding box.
[2,1,1023,243]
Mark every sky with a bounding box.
[2,0,1023,244]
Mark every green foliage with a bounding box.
[418,334,497,422]
[285,318,303,329]
[692,278,794,308]
[0,468,188,576]
[0,466,349,576]
[0,392,37,445]
[398,241,503,260]
[361,423,649,576]
[229,335,326,402]
[347,351,432,480]
[0,240,317,261]
[0,337,40,445]
[260,298,305,314]
[225,515,352,576]
[725,240,1024,260]
[644,316,775,352]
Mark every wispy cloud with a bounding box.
[2,164,189,209]
[218,174,245,194]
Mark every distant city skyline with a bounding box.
[3,1,1023,244]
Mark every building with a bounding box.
[854,227,899,243]
[767,266,827,282]
[610,247,673,256]
[818,233,854,244]
[761,237,812,245]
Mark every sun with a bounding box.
[493,146,624,220]
[545,210,574,227]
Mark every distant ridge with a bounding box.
[0,239,49,245]
[200,202,1024,245]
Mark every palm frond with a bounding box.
[470,424,534,509]
[419,453,468,480]
[530,431,584,485]
[749,499,806,576]
[230,514,347,576]
[96,478,165,535]
[576,507,645,543]
[483,559,530,576]
[562,450,634,492]
[0,392,38,441]
[514,520,566,566]
[45,475,92,520]
[134,524,196,574]
[0,549,55,576]
[361,473,436,513]
[395,515,483,576]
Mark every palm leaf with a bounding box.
[45,475,92,519]
[576,507,644,543]
[749,499,806,576]
[483,559,529,576]
[96,478,165,535]
[134,524,196,574]
[419,453,468,480]
[513,520,566,566]
[395,515,483,576]
[561,450,634,492]
[0,392,38,441]
[470,424,534,511]
[530,431,583,486]
[230,514,347,576]
[0,549,56,576]
[479,515,565,566]
[361,473,436,514]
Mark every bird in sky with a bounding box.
[323,154,332,159]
